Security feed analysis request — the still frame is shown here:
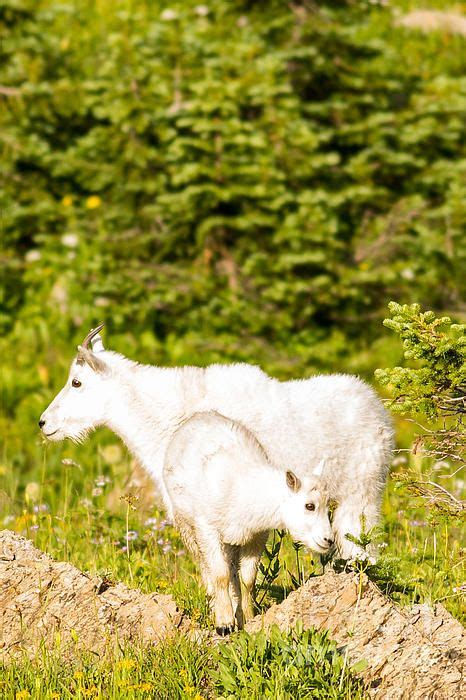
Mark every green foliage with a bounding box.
[376,302,464,549]
[376,302,465,419]
[1,0,465,375]
[212,623,366,699]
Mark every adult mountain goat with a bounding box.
[39,325,393,561]
[164,411,333,634]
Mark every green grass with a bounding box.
[0,625,366,699]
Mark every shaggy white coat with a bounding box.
[40,340,394,562]
[164,411,333,632]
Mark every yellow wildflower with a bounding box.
[138,683,153,691]
[73,671,84,680]
[61,195,73,207]
[86,195,101,209]
[81,687,98,697]
[116,658,136,670]
[50,694,60,699]
[15,691,31,700]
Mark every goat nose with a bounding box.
[324,537,334,547]
[38,419,46,429]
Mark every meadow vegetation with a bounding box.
[0,0,465,696]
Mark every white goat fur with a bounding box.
[40,335,394,563]
[164,411,333,632]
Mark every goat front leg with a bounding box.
[197,526,236,635]
[239,531,269,623]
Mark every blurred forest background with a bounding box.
[0,0,465,555]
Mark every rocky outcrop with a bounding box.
[246,569,465,699]
[0,530,189,660]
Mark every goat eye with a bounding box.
[72,378,82,388]
[305,503,315,512]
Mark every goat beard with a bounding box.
[67,426,95,445]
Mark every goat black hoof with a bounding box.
[216,625,234,636]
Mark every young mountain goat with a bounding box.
[39,325,394,561]
[164,411,333,634]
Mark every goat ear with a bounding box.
[286,471,301,493]
[76,345,108,373]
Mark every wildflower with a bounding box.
[81,686,98,697]
[194,5,209,15]
[61,233,79,248]
[121,492,139,509]
[73,671,84,680]
[25,250,41,263]
[91,536,105,545]
[80,498,93,508]
[452,583,466,593]
[400,268,414,280]
[86,195,101,209]
[15,691,31,700]
[94,475,111,488]
[116,658,137,670]
[408,520,426,527]
[33,503,49,513]
[50,693,60,699]
[161,9,177,20]
[25,482,41,503]
[62,458,80,468]
[61,195,73,207]
[101,444,122,464]
[138,683,153,691]
[125,530,139,542]
[92,487,103,497]
[162,543,172,553]
[30,524,39,531]
[144,517,158,528]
